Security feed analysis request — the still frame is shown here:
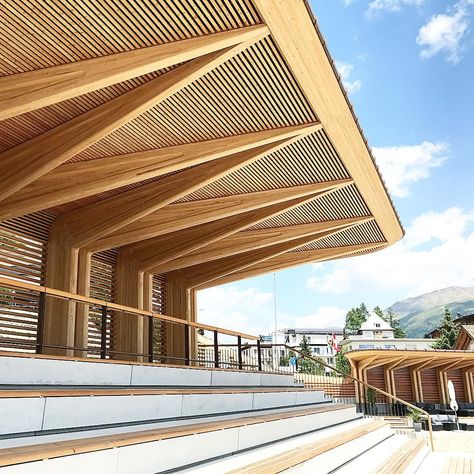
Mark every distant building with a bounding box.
[426,312,474,339]
[272,328,344,366]
[454,325,474,350]
[340,312,433,352]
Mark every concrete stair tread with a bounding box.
[0,404,355,467]
[0,387,325,398]
[223,419,388,473]
[375,437,427,474]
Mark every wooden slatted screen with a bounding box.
[366,366,386,392]
[0,211,55,352]
[393,368,413,402]
[88,249,118,357]
[420,368,440,403]
[152,273,167,360]
[447,369,466,402]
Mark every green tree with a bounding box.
[384,308,406,338]
[335,348,350,375]
[432,307,459,349]
[344,303,370,333]
[373,306,384,319]
[298,336,324,375]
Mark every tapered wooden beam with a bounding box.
[180,222,365,288]
[92,179,353,251]
[155,217,372,273]
[0,123,320,221]
[57,139,293,249]
[119,193,323,273]
[0,28,268,202]
[197,243,387,289]
[254,1,403,245]
[0,25,268,121]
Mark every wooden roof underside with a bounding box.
[0,0,403,289]
[345,349,474,372]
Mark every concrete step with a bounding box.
[0,352,297,388]
[179,418,392,473]
[0,404,361,473]
[0,387,328,439]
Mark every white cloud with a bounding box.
[197,286,274,337]
[307,207,474,298]
[343,0,355,5]
[417,1,474,63]
[335,61,362,94]
[367,0,424,17]
[294,307,347,329]
[372,141,448,197]
[197,286,348,336]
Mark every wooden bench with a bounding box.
[227,420,388,473]
[442,457,474,474]
[375,437,426,474]
[0,404,354,467]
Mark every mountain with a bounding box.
[386,287,474,338]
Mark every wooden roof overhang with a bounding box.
[0,0,404,289]
[345,349,474,372]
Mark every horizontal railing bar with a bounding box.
[0,276,257,341]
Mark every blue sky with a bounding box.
[197,0,474,335]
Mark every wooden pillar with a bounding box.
[165,271,195,365]
[113,250,145,361]
[44,227,79,356]
[464,370,474,403]
[410,368,421,403]
[74,250,92,357]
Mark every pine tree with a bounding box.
[344,303,370,333]
[432,307,459,349]
[373,306,384,319]
[385,308,406,338]
[298,336,324,375]
[335,348,350,375]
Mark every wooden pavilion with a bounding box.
[0,0,403,361]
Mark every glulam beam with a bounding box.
[0,123,319,221]
[197,243,387,289]
[92,179,353,251]
[0,28,268,202]
[0,26,268,121]
[159,217,372,272]
[180,223,364,288]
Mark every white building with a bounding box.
[272,328,344,366]
[340,312,433,352]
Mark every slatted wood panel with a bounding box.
[0,212,55,352]
[393,368,413,402]
[0,0,261,76]
[294,220,385,252]
[152,273,167,359]
[420,368,440,403]
[366,366,386,392]
[248,184,370,230]
[74,36,317,162]
[179,129,346,202]
[447,369,466,403]
[87,249,118,357]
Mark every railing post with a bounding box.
[184,324,190,366]
[36,291,46,354]
[100,305,107,359]
[237,336,242,370]
[257,339,262,371]
[213,330,219,368]
[148,316,154,363]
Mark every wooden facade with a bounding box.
[0,1,403,360]
[346,350,474,405]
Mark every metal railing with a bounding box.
[260,343,434,450]
[0,276,433,449]
[0,276,259,369]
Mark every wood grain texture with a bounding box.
[0,26,268,120]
